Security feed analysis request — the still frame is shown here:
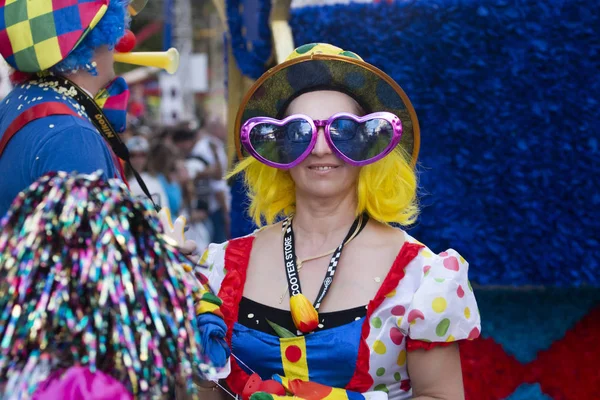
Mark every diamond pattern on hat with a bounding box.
[0,0,108,72]
[0,28,12,57]
[26,0,53,18]
[30,13,57,43]
[54,5,82,35]
[6,20,33,53]
[4,1,28,25]
[52,0,79,10]
[34,37,63,69]
[58,30,84,56]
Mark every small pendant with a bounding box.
[289,294,319,333]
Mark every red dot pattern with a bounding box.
[391,305,406,316]
[285,345,302,363]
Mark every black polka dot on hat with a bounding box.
[376,80,405,109]
[286,61,332,92]
[344,71,366,90]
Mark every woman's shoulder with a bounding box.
[201,221,283,258]
[240,221,285,255]
[199,223,283,286]
[359,220,407,256]
[370,221,407,241]
[253,220,284,238]
[401,231,469,277]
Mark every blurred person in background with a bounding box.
[127,131,208,253]
[204,117,232,233]
[193,119,230,243]
[126,135,169,209]
[128,83,147,119]
[146,142,186,216]
[172,125,229,244]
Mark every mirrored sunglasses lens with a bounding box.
[330,118,394,162]
[249,120,313,165]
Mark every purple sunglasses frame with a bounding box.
[240,112,403,169]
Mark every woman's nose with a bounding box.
[311,128,332,156]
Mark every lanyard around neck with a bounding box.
[282,214,369,311]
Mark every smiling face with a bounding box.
[286,91,362,200]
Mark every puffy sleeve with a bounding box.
[190,241,232,377]
[197,241,229,294]
[404,248,481,350]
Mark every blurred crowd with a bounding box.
[123,115,230,251]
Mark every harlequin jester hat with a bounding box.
[235,43,421,165]
[0,0,147,73]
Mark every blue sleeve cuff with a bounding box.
[196,313,231,368]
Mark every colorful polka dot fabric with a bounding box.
[201,230,481,400]
[0,0,109,72]
[364,233,480,399]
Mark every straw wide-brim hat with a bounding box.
[234,43,420,166]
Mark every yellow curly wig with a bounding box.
[227,146,419,227]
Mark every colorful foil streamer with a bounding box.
[0,171,215,398]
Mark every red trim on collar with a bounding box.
[218,236,256,395]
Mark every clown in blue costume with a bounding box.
[0,0,171,216]
[0,1,232,395]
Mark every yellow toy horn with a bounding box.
[114,48,180,74]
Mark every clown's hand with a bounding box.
[158,208,197,256]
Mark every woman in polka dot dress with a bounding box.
[198,43,481,400]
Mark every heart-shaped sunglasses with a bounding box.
[240,112,403,169]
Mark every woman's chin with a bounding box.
[291,165,360,200]
[297,182,352,200]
